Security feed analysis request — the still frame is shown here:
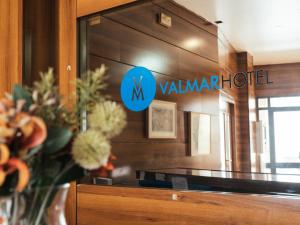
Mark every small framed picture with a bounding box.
[189,112,211,156]
[148,100,177,139]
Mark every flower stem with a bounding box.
[11,192,18,225]
[33,161,75,225]
[28,185,41,223]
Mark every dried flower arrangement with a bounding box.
[0,65,126,224]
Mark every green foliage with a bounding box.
[43,126,73,155]
[0,171,18,196]
[13,85,33,110]
[40,160,62,186]
[33,69,57,95]
[29,66,109,131]
[76,66,108,114]
[56,163,85,185]
[30,68,74,127]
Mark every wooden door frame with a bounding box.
[220,91,237,171]
[1,0,138,224]
[0,0,23,96]
[229,102,237,171]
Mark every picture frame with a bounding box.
[189,112,211,156]
[148,100,177,139]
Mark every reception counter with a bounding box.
[77,182,300,225]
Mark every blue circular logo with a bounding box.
[120,67,156,112]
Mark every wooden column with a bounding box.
[55,1,77,225]
[56,0,77,107]
[0,0,23,96]
[235,52,255,172]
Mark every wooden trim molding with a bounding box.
[77,0,136,17]
[55,1,77,225]
[0,0,23,96]
[56,0,77,108]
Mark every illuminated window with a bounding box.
[270,96,300,107]
[258,98,268,108]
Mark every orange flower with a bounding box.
[90,154,116,178]
[0,124,15,143]
[0,144,9,187]
[12,113,47,150]
[0,144,9,165]
[0,168,6,187]
[21,117,47,149]
[0,98,13,113]
[0,158,30,192]
[14,112,34,139]
[6,158,30,192]
[0,99,16,143]
[0,96,47,150]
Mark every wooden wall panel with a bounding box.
[255,63,300,97]
[77,0,136,17]
[218,31,239,170]
[218,31,256,172]
[78,184,300,225]
[153,0,217,36]
[0,0,23,96]
[218,31,238,99]
[104,2,218,61]
[85,1,220,181]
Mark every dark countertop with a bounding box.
[136,168,300,195]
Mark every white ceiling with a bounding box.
[174,0,300,65]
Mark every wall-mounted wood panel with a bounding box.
[218,31,238,99]
[77,0,136,17]
[218,30,238,170]
[218,31,256,172]
[153,0,217,36]
[104,2,218,61]
[0,0,23,96]
[255,63,300,97]
[78,184,300,225]
[84,0,220,181]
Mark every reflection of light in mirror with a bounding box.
[135,54,164,72]
[183,38,203,49]
[112,166,131,178]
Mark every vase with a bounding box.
[0,184,70,225]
